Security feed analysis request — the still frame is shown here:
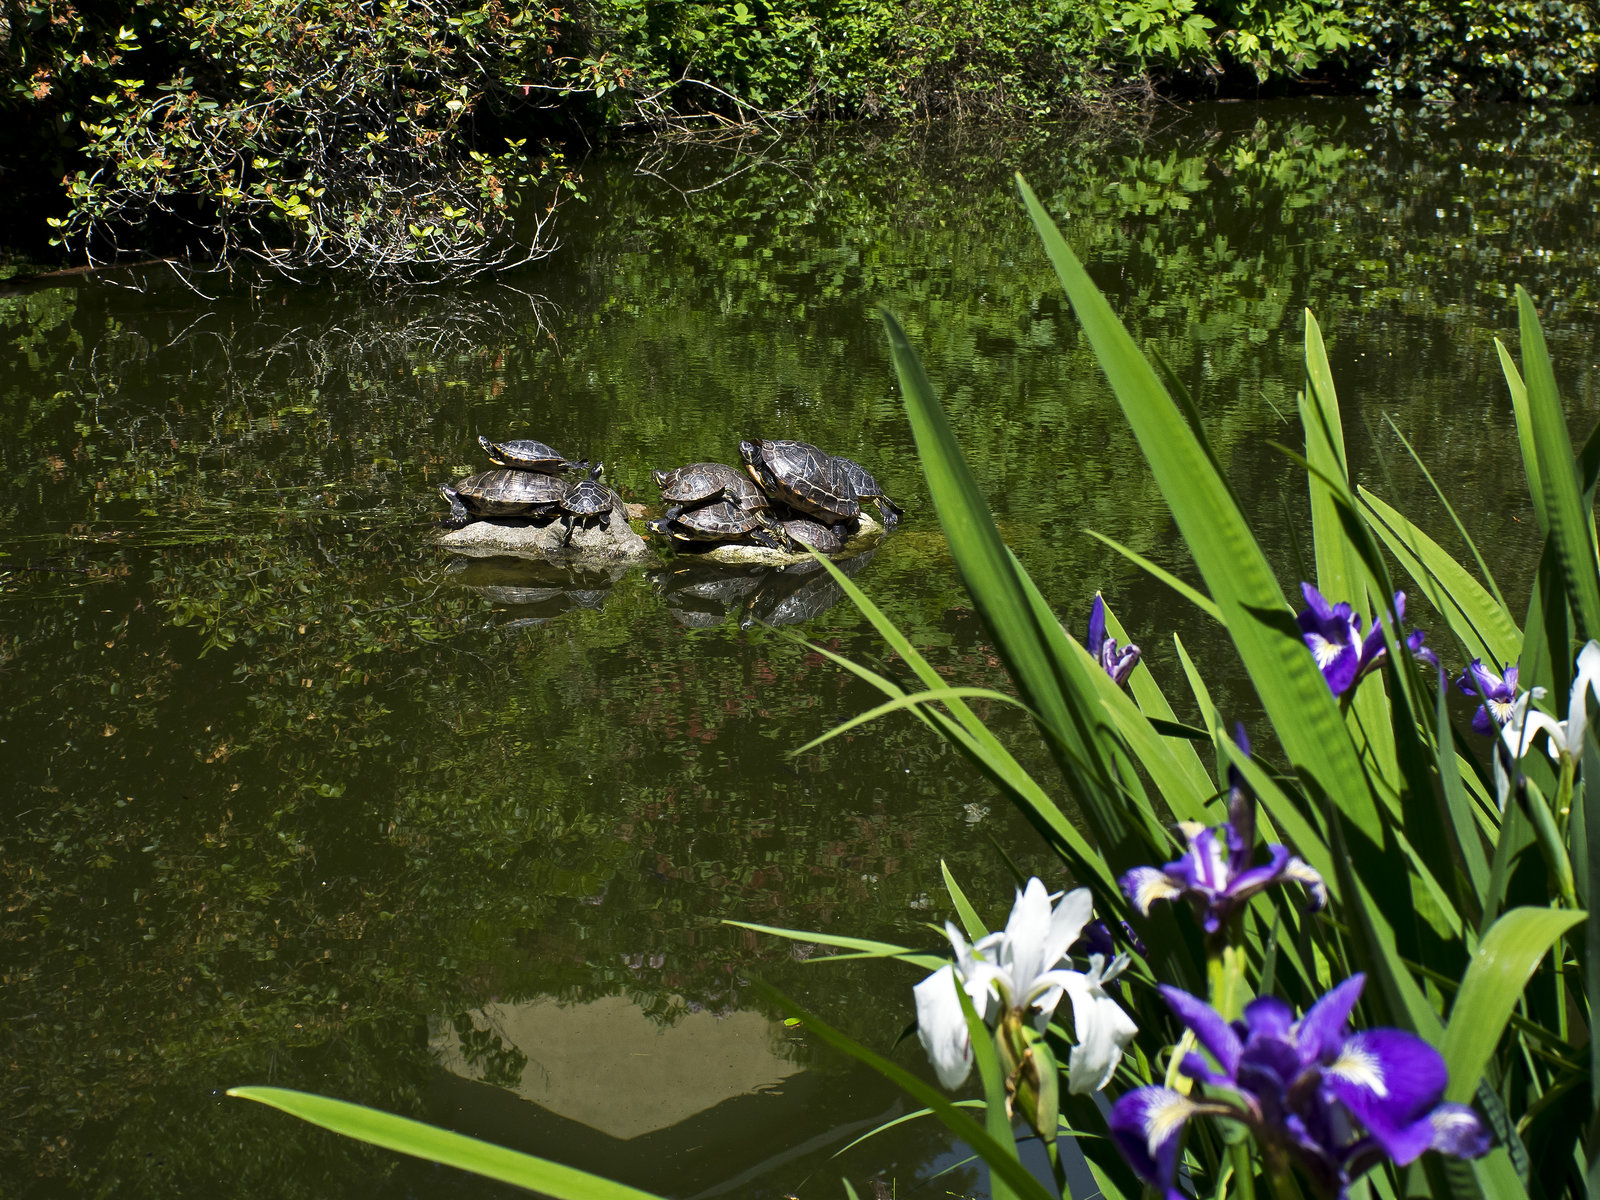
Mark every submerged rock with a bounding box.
[436,513,654,565]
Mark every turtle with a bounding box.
[651,462,769,517]
[647,500,797,551]
[558,464,619,546]
[440,469,566,526]
[478,434,588,474]
[739,439,860,526]
[777,514,847,555]
[832,456,903,528]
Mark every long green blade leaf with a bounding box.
[228,1088,666,1200]
[1441,905,1585,1102]
[1516,286,1600,640]
[1017,173,1384,847]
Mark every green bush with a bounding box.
[1347,0,1600,104]
[7,0,579,282]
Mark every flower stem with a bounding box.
[1226,1138,1257,1200]
[1525,774,1579,909]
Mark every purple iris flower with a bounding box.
[1456,659,1522,735]
[1296,585,1437,696]
[1108,976,1490,1200]
[1089,594,1141,685]
[1119,727,1326,936]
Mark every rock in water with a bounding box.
[436,514,654,565]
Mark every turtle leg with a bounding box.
[879,497,903,528]
[440,485,472,528]
[665,504,684,522]
[560,514,575,546]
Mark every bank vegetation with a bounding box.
[2,0,1597,281]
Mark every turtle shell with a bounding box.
[449,469,567,516]
[779,514,846,554]
[655,499,768,542]
[833,456,903,527]
[739,439,859,523]
[561,468,616,518]
[479,434,585,473]
[653,462,768,511]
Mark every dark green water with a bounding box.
[5,99,1600,1198]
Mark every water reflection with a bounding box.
[448,556,630,626]
[648,548,878,629]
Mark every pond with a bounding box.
[4,98,1600,1199]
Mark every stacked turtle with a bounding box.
[440,435,622,546]
[647,438,903,556]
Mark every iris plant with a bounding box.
[1109,976,1490,1200]
[1502,640,1600,764]
[1455,659,1525,735]
[913,878,1137,1096]
[1089,594,1140,684]
[1119,729,1326,939]
[1296,584,1436,696]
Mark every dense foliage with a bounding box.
[3,0,1598,280]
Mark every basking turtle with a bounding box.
[739,439,859,525]
[478,434,587,474]
[648,500,796,551]
[652,462,769,517]
[777,514,847,555]
[832,456,903,528]
[558,464,619,546]
[440,469,566,526]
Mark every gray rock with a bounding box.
[437,514,654,565]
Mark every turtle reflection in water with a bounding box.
[448,556,623,624]
[741,548,879,629]
[649,564,766,627]
[440,469,566,527]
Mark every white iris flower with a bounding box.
[913,878,1137,1095]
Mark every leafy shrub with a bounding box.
[8,0,579,282]
[1347,0,1600,104]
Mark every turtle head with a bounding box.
[651,468,670,488]
[588,462,604,480]
[738,440,760,466]
[477,433,504,462]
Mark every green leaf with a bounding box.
[1358,487,1521,670]
[1018,173,1384,848]
[882,311,1144,873]
[792,687,1035,757]
[941,861,989,942]
[722,920,943,969]
[1441,905,1585,1102]
[1516,286,1600,641]
[228,1088,665,1199]
[1083,528,1222,623]
[761,987,1056,1200]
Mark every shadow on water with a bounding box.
[5,99,1600,1196]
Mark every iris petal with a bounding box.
[1324,1029,1449,1166]
[913,965,975,1089]
[1296,974,1365,1062]
[1108,1087,1194,1200]
[1159,985,1242,1075]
